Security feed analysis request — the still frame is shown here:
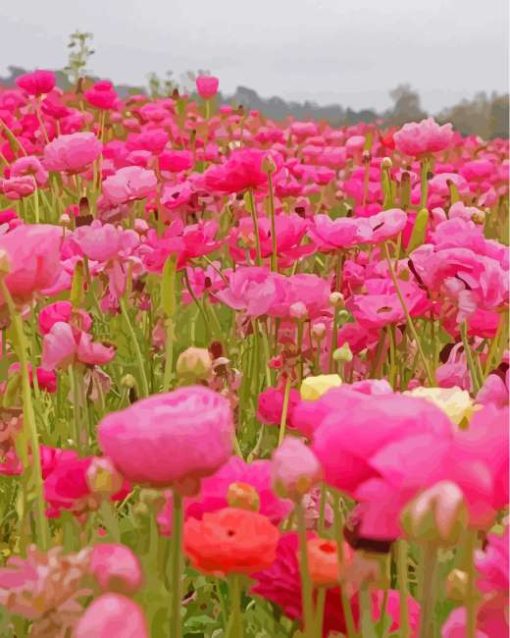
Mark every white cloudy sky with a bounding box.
[1,0,508,112]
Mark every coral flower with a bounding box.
[184,507,280,576]
[98,386,233,488]
[307,538,351,587]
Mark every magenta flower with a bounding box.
[196,75,220,100]
[15,69,55,96]
[394,117,454,156]
[75,593,149,638]
[84,80,118,110]
[43,132,103,173]
[98,386,233,488]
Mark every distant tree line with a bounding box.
[1,64,508,138]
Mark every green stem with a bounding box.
[360,585,377,638]
[119,297,150,398]
[277,376,292,447]
[315,587,326,638]
[418,544,438,638]
[332,493,357,638]
[460,321,482,394]
[465,530,478,638]
[383,244,435,385]
[328,306,340,373]
[296,501,315,638]
[169,491,184,638]
[248,189,263,266]
[396,541,411,638]
[163,318,175,391]
[419,157,429,210]
[0,280,49,549]
[226,574,244,638]
[267,171,278,272]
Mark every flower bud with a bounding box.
[271,436,322,501]
[227,481,260,512]
[289,302,308,320]
[59,213,71,226]
[401,481,468,546]
[300,374,342,401]
[311,322,327,340]
[139,489,166,510]
[86,458,124,497]
[329,292,344,308]
[176,347,212,382]
[333,343,353,363]
[307,538,341,587]
[121,374,136,389]
[472,211,485,225]
[446,568,468,601]
[381,157,393,169]
[262,155,277,174]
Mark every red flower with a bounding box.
[184,507,280,576]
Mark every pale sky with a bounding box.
[1,0,508,112]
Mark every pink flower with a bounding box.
[75,594,149,638]
[204,149,275,193]
[8,363,57,393]
[89,544,143,595]
[38,301,92,335]
[15,70,55,96]
[84,80,118,110]
[0,224,62,304]
[0,175,36,199]
[41,322,115,370]
[312,389,454,498]
[257,386,301,427]
[102,166,157,206]
[71,220,139,262]
[394,118,453,156]
[157,456,292,534]
[159,149,193,172]
[98,386,233,488]
[477,370,509,408]
[271,437,322,500]
[196,75,219,100]
[10,155,48,186]
[43,132,103,173]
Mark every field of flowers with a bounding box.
[0,69,507,638]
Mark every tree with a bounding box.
[387,84,427,125]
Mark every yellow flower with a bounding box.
[405,386,475,425]
[300,374,342,401]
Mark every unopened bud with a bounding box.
[289,301,308,320]
[176,347,212,382]
[381,157,393,169]
[311,323,327,341]
[329,292,344,308]
[446,568,469,601]
[401,481,468,546]
[333,343,353,363]
[139,489,166,510]
[121,374,137,389]
[86,458,124,497]
[471,211,485,225]
[227,482,260,512]
[262,155,277,174]
[362,150,371,164]
[300,374,342,401]
[59,213,71,226]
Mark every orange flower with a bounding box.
[307,538,352,587]
[184,507,280,576]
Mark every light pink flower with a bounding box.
[75,593,149,638]
[43,132,102,173]
[394,117,453,156]
[102,166,157,206]
[271,437,322,500]
[89,544,143,595]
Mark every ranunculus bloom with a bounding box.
[271,437,322,501]
[41,322,115,370]
[16,70,55,96]
[300,375,342,401]
[98,386,233,488]
[196,75,219,100]
[74,594,149,638]
[89,543,143,595]
[102,166,157,206]
[38,301,92,335]
[84,80,118,110]
[257,386,301,427]
[184,507,280,576]
[43,132,103,173]
[0,224,62,305]
[71,220,139,262]
[204,149,275,193]
[394,118,453,156]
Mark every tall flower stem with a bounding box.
[277,375,292,447]
[119,296,150,398]
[0,280,49,550]
[248,189,263,266]
[359,585,377,638]
[226,574,243,638]
[332,492,357,638]
[396,540,411,638]
[418,543,438,638]
[169,490,184,638]
[266,170,278,272]
[460,321,482,394]
[296,500,315,638]
[383,243,435,385]
[465,530,478,638]
[419,157,430,209]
